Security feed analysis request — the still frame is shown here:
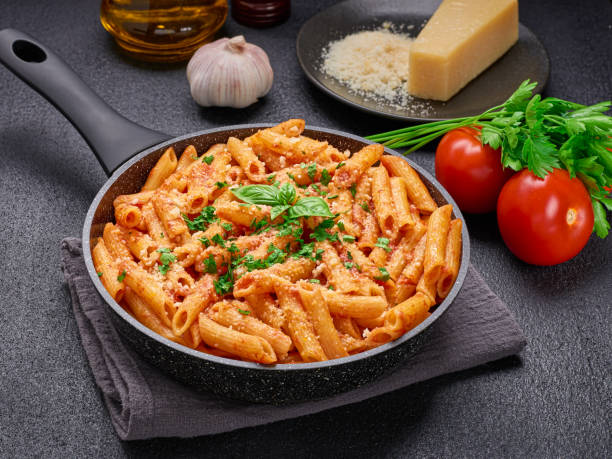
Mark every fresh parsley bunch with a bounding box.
[366,80,612,237]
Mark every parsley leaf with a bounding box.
[211,234,226,248]
[360,202,370,213]
[182,206,218,232]
[349,183,357,198]
[216,181,228,189]
[117,270,126,282]
[375,237,391,252]
[156,248,177,275]
[311,218,339,242]
[309,279,321,284]
[307,163,317,181]
[342,235,356,243]
[336,162,345,169]
[203,254,217,274]
[374,267,390,282]
[222,222,233,232]
[202,155,214,164]
[237,308,251,315]
[97,271,103,277]
[320,169,331,186]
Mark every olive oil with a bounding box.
[100,0,228,62]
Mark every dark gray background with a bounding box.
[0,0,610,457]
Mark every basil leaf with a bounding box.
[231,185,281,206]
[270,205,291,221]
[288,197,334,219]
[278,182,296,205]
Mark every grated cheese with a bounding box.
[321,24,432,113]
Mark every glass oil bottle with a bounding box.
[100,0,228,62]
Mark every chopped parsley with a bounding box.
[182,206,218,232]
[349,183,357,198]
[308,279,321,284]
[360,201,371,213]
[375,237,391,252]
[344,262,354,270]
[222,222,233,232]
[328,284,335,290]
[97,272,103,277]
[160,232,164,238]
[336,162,345,169]
[211,234,226,248]
[320,169,331,186]
[202,155,214,164]
[374,267,390,282]
[157,248,177,275]
[307,163,317,181]
[214,271,233,295]
[327,194,338,200]
[266,174,276,183]
[216,181,228,189]
[199,236,211,247]
[342,235,356,243]
[337,221,345,231]
[203,254,217,274]
[237,308,251,315]
[117,270,126,282]
[311,218,339,242]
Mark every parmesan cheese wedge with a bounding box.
[409,0,519,101]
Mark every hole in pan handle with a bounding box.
[0,28,171,176]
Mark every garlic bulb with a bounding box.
[187,35,274,108]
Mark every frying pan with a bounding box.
[0,29,470,404]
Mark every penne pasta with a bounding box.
[437,218,463,299]
[92,238,126,302]
[275,282,327,362]
[198,314,277,364]
[94,120,462,364]
[379,155,437,214]
[332,143,383,187]
[209,300,292,358]
[142,147,178,191]
[298,283,348,359]
[423,204,452,285]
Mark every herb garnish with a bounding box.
[182,206,218,232]
[157,248,177,275]
[375,237,391,252]
[203,254,217,274]
[117,270,126,282]
[374,267,390,282]
[202,155,214,165]
[320,169,331,186]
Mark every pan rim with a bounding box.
[83,124,470,372]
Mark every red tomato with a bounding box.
[497,168,594,266]
[435,127,514,213]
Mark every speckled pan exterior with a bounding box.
[83,125,470,404]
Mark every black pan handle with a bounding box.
[0,28,171,175]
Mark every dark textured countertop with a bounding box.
[1,0,610,457]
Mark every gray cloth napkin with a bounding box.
[61,237,526,441]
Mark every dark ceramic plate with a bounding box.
[296,0,550,122]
